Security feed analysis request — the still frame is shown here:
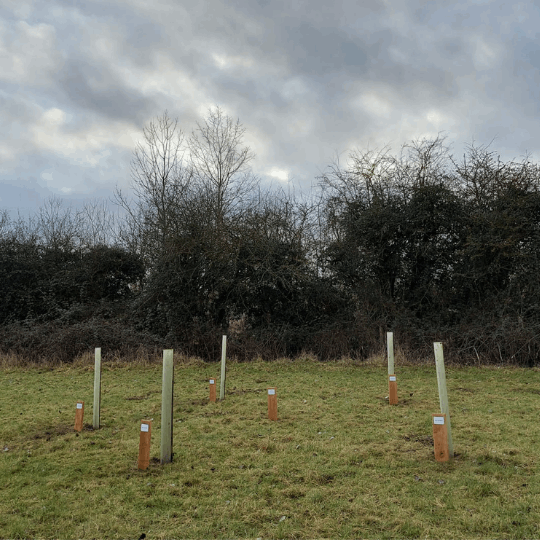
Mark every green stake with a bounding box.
[161,349,174,464]
[387,332,394,376]
[93,348,101,429]
[220,335,227,400]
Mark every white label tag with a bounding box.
[389,376,396,382]
[433,416,445,425]
[76,403,83,409]
[268,389,276,395]
[141,424,149,432]
[209,379,215,384]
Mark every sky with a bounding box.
[1,0,539,216]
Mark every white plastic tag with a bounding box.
[268,389,276,395]
[141,424,149,432]
[76,403,83,409]
[389,376,396,382]
[433,416,445,425]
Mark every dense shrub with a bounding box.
[3,134,540,365]
[0,319,162,364]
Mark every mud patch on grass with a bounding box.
[512,387,540,395]
[32,424,73,441]
[284,488,306,499]
[403,434,434,447]
[396,399,412,406]
[315,473,335,485]
[189,399,210,407]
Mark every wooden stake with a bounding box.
[138,420,152,470]
[432,414,449,462]
[209,378,217,403]
[74,401,84,432]
[160,349,174,464]
[387,332,394,375]
[220,335,227,401]
[268,387,277,421]
[433,342,454,457]
[388,374,398,405]
[93,347,101,429]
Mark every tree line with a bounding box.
[2,107,540,365]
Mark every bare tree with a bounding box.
[187,105,257,225]
[396,132,455,191]
[80,199,118,247]
[38,196,118,251]
[115,110,195,259]
[0,209,11,240]
[447,138,539,208]
[36,196,83,252]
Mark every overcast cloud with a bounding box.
[1,0,539,214]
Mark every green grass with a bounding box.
[2,357,540,539]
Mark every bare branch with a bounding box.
[187,105,257,223]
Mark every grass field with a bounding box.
[1,355,540,539]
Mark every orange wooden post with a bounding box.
[389,374,398,405]
[74,401,84,432]
[138,420,152,470]
[268,387,277,421]
[432,414,449,462]
[209,378,217,402]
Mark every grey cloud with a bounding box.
[277,21,370,75]
[55,58,157,124]
[0,88,40,126]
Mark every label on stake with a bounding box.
[138,420,152,470]
[389,376,396,382]
[433,416,445,425]
[76,403,83,409]
[268,389,275,395]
